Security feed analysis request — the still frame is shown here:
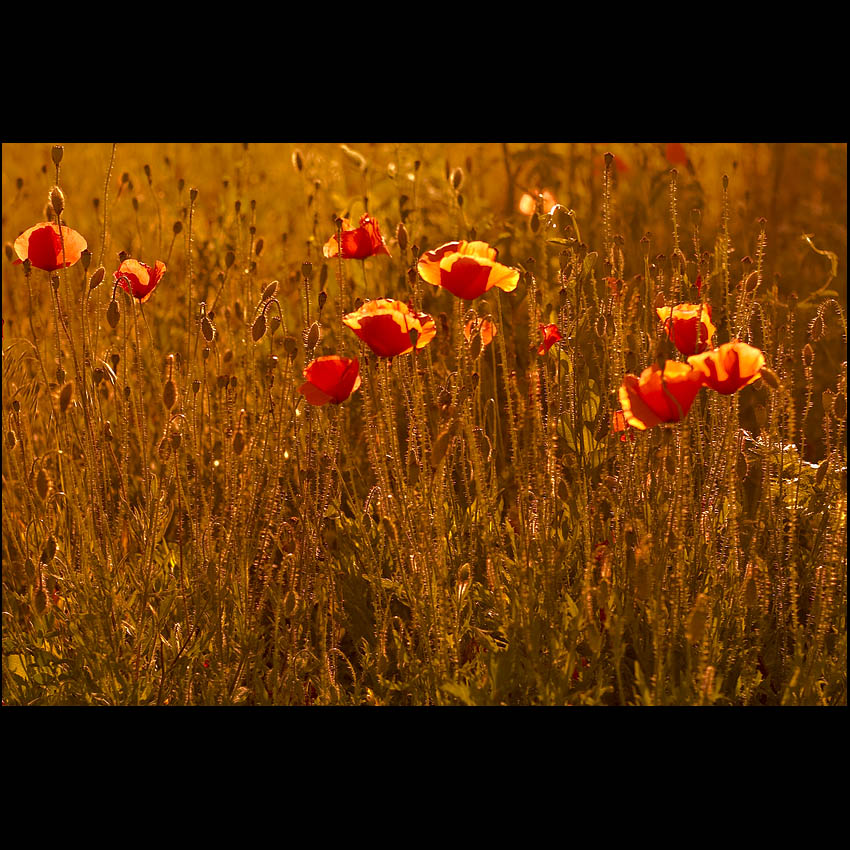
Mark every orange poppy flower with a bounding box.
[657,303,716,356]
[464,317,497,347]
[618,360,704,430]
[114,259,166,303]
[342,298,436,358]
[13,221,87,271]
[518,189,558,216]
[298,355,361,406]
[538,323,562,355]
[687,341,765,395]
[322,214,391,260]
[417,240,519,301]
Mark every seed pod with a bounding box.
[252,313,267,342]
[59,382,73,413]
[192,379,201,394]
[201,315,215,342]
[173,220,183,235]
[306,321,320,350]
[171,431,182,449]
[107,299,120,328]
[269,315,281,336]
[451,167,464,190]
[89,266,105,290]
[189,187,198,203]
[232,430,245,456]
[262,280,278,301]
[163,379,177,410]
[6,430,16,449]
[254,238,264,257]
[52,144,64,166]
[284,336,298,359]
[530,212,540,233]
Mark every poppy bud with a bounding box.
[192,379,201,394]
[107,299,120,328]
[59,382,73,413]
[397,221,408,253]
[262,280,278,301]
[284,336,298,359]
[802,343,814,369]
[834,392,846,420]
[80,249,92,271]
[6,430,16,449]
[56,365,65,385]
[318,290,327,312]
[41,536,57,564]
[759,366,780,389]
[36,467,49,501]
[816,459,829,486]
[173,221,183,235]
[163,379,177,410]
[292,149,303,172]
[49,185,65,216]
[189,187,198,203]
[269,316,281,336]
[252,314,267,342]
[306,322,320,350]
[809,314,824,341]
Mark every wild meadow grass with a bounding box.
[1,141,846,705]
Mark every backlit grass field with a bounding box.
[1,141,846,705]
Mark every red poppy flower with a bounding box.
[538,323,562,355]
[417,240,519,301]
[518,189,558,216]
[665,143,689,167]
[618,360,704,430]
[687,341,765,395]
[13,221,87,271]
[114,259,166,303]
[298,355,361,406]
[322,214,391,260]
[342,298,436,358]
[657,303,716,356]
[464,317,497,347]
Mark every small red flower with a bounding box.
[657,303,716,356]
[323,214,391,260]
[298,355,361,406]
[114,259,166,303]
[342,298,436,358]
[537,323,562,355]
[687,341,765,395]
[694,274,703,297]
[618,360,704,430]
[665,143,689,167]
[13,221,87,271]
[417,240,519,301]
